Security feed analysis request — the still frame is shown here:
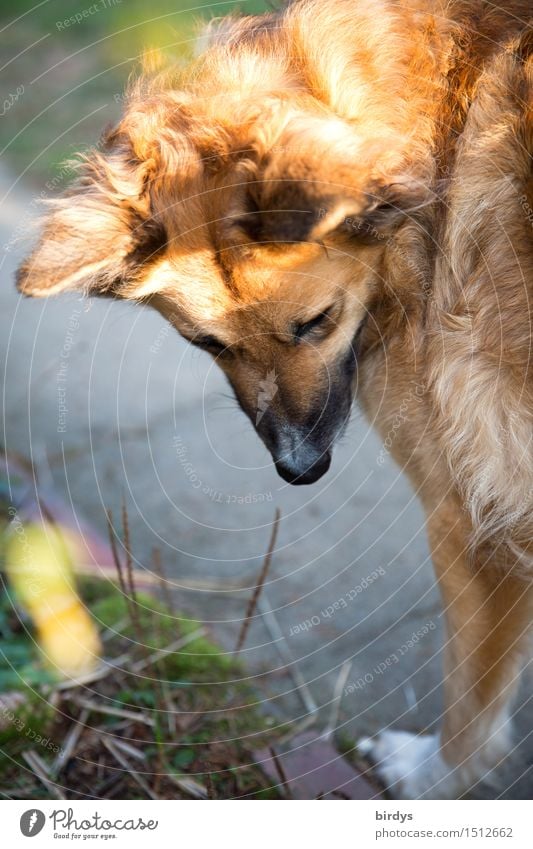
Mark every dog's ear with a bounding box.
[236,115,427,245]
[16,131,166,299]
[239,180,413,245]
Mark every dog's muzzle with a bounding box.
[257,412,336,485]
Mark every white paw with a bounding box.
[358,731,464,799]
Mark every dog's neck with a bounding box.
[354,0,530,358]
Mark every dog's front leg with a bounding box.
[360,495,532,799]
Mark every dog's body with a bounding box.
[17,0,533,797]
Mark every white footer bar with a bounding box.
[3,799,531,848]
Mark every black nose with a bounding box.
[275,452,331,485]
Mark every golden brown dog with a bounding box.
[17,0,533,798]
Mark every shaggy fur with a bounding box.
[17,0,533,798]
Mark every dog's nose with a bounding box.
[275,451,331,485]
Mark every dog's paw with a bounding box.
[358,731,463,799]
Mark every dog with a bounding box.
[16,0,533,798]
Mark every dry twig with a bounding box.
[322,660,353,740]
[53,707,90,776]
[235,508,281,654]
[70,697,155,727]
[257,593,318,715]
[103,738,159,799]
[22,750,66,799]
[269,746,293,799]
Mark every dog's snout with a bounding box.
[275,451,331,485]
[257,412,334,485]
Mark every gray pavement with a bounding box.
[1,168,532,797]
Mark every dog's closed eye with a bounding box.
[190,334,231,356]
[293,306,335,343]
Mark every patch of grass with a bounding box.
[0,575,281,799]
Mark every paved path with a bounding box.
[1,167,531,797]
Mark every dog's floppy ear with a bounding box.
[16,130,166,298]
[237,114,427,245]
[240,179,411,245]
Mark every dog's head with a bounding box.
[16,44,428,485]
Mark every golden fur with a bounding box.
[17,0,533,797]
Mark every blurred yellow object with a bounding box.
[5,521,101,678]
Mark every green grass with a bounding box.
[0,0,269,182]
[0,575,281,799]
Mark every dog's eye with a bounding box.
[191,335,230,356]
[293,307,334,342]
